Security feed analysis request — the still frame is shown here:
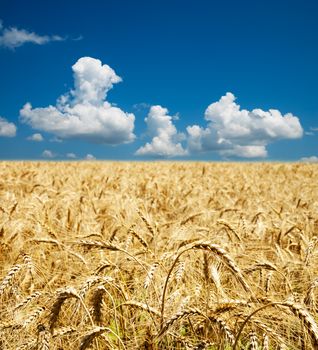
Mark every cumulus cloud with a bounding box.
[300,156,318,163]
[135,105,187,157]
[20,57,135,145]
[27,133,43,142]
[0,20,64,49]
[187,92,303,158]
[42,150,55,158]
[220,145,267,158]
[0,116,16,137]
[66,152,77,159]
[85,154,96,160]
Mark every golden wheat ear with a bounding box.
[36,324,50,350]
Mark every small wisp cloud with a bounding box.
[0,19,65,49]
[300,156,318,163]
[66,153,77,159]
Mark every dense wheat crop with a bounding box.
[0,162,318,349]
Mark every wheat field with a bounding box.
[0,161,318,349]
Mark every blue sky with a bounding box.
[0,0,317,161]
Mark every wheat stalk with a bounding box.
[305,236,318,265]
[14,291,42,311]
[79,326,109,350]
[91,285,106,324]
[121,300,161,317]
[304,277,318,312]
[50,287,79,330]
[174,261,186,283]
[210,264,224,297]
[157,308,200,338]
[137,210,155,238]
[217,219,242,241]
[248,331,258,350]
[36,324,50,350]
[22,306,46,328]
[233,301,318,349]
[144,262,159,289]
[52,326,76,337]
[262,333,269,350]
[160,240,251,328]
[128,226,149,249]
[0,264,22,296]
[208,315,235,345]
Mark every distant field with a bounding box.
[0,162,318,349]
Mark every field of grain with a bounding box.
[0,162,318,349]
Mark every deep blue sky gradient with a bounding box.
[0,0,317,160]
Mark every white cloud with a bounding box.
[132,102,150,111]
[85,154,96,160]
[300,156,318,163]
[135,105,187,157]
[186,124,229,153]
[0,21,65,49]
[27,133,43,142]
[72,35,83,42]
[66,152,77,159]
[72,56,122,105]
[50,136,63,143]
[187,92,303,158]
[42,150,55,158]
[0,116,16,137]
[220,145,267,158]
[20,57,135,145]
